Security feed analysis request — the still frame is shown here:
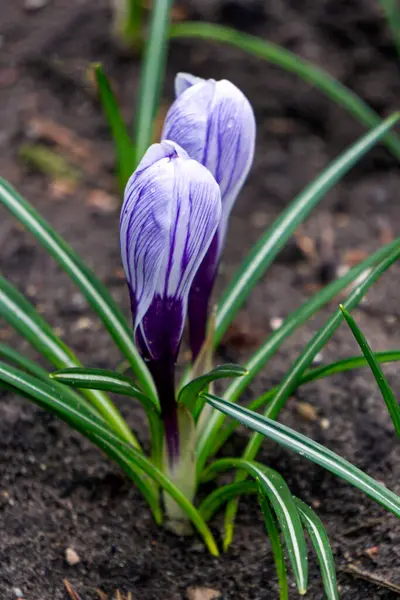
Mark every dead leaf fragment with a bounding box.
[187,587,221,600]
[295,401,318,421]
[64,579,82,599]
[87,189,119,214]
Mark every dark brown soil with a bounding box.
[1,1,400,598]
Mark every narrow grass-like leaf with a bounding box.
[93,63,134,191]
[178,364,247,415]
[113,0,144,51]
[0,178,157,404]
[51,368,157,408]
[203,458,308,594]
[0,276,139,448]
[213,350,400,455]
[204,394,400,519]
[0,342,56,380]
[340,305,400,436]
[51,367,163,466]
[213,112,400,345]
[0,360,159,519]
[198,481,257,521]
[196,238,400,472]
[0,361,219,556]
[133,0,173,163]
[223,238,400,547]
[0,343,96,411]
[259,494,289,600]
[379,0,400,56]
[294,498,338,600]
[169,22,400,160]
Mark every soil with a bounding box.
[0,0,400,598]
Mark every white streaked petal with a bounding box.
[120,148,174,329]
[164,157,221,301]
[175,72,205,97]
[162,80,216,164]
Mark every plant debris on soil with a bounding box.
[0,1,400,599]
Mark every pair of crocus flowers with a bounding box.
[120,73,256,453]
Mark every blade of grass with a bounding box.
[178,364,247,415]
[93,63,134,191]
[213,112,400,346]
[379,0,400,56]
[133,0,173,164]
[169,22,400,160]
[223,238,400,548]
[213,349,400,455]
[198,481,257,521]
[203,458,308,594]
[340,305,400,436]
[0,177,157,404]
[0,343,98,411]
[294,498,338,600]
[204,394,400,518]
[0,360,160,519]
[113,0,144,51]
[51,367,163,467]
[0,361,219,555]
[259,494,289,600]
[0,276,140,448]
[196,238,400,472]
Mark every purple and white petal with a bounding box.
[120,139,221,362]
[162,73,256,360]
[175,72,205,97]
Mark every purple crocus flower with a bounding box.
[120,140,221,459]
[162,73,256,360]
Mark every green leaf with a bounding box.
[112,0,144,50]
[51,367,157,407]
[196,237,400,473]
[213,112,400,346]
[222,237,400,549]
[203,458,308,594]
[0,177,157,405]
[51,367,163,467]
[178,363,247,415]
[259,494,289,600]
[294,498,338,600]
[213,349,400,456]
[169,22,400,160]
[0,359,159,519]
[204,394,400,519]
[379,0,400,56]
[93,63,134,191]
[133,0,173,164]
[198,481,257,521]
[0,361,219,556]
[0,343,96,411]
[340,305,400,436]
[0,276,139,448]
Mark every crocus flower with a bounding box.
[120,140,221,458]
[162,73,256,360]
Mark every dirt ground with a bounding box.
[0,0,400,598]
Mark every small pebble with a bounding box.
[65,547,80,566]
[13,589,23,598]
[73,316,93,332]
[24,0,50,11]
[187,588,222,600]
[312,351,324,365]
[269,316,283,331]
[320,418,330,430]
